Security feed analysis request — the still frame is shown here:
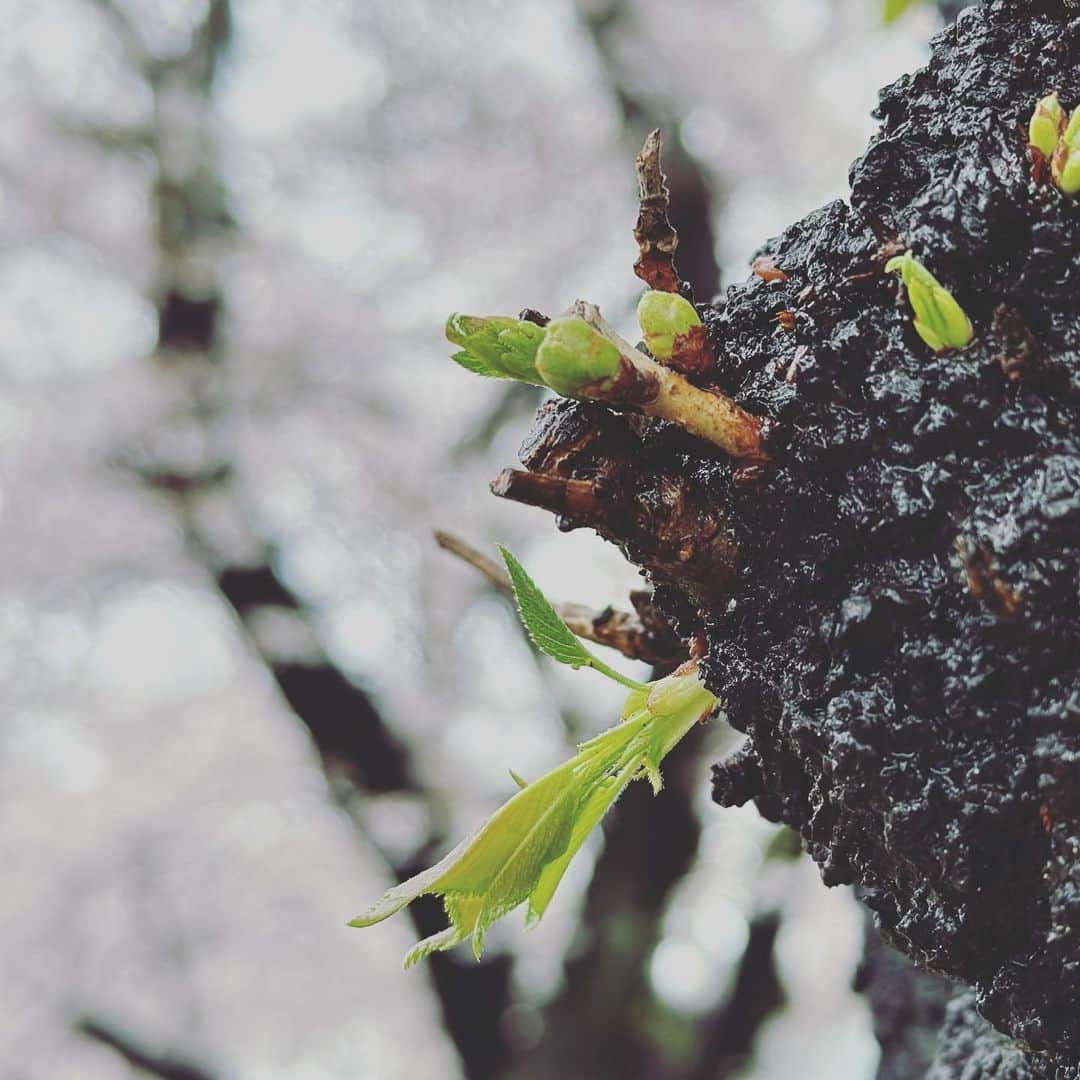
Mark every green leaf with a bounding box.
[470,776,583,957]
[883,0,921,23]
[348,649,718,965]
[527,756,640,924]
[499,546,594,669]
[450,349,512,379]
[499,546,648,691]
[445,314,546,384]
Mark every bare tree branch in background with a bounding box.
[576,0,721,302]
[77,1017,217,1080]
[855,916,954,1080]
[83,3,513,1075]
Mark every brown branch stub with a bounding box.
[433,530,683,665]
[490,468,606,521]
[634,129,681,294]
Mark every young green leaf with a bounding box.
[1052,103,1080,196]
[349,662,718,966]
[499,546,594,668]
[498,546,647,691]
[1029,92,1065,160]
[449,349,511,380]
[885,251,974,353]
[445,314,547,384]
[526,755,640,924]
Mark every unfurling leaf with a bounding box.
[885,252,974,353]
[445,314,547,384]
[499,546,595,669]
[348,554,719,966]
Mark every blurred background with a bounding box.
[1,1,957,1077]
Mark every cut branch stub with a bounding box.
[633,129,681,294]
[490,468,607,522]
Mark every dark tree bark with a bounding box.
[493,2,1080,1072]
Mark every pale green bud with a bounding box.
[445,314,546,383]
[1029,92,1064,160]
[636,290,702,361]
[534,317,622,397]
[885,252,974,353]
[641,669,717,793]
[646,669,714,718]
[1052,104,1080,195]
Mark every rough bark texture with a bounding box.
[503,1,1079,1070]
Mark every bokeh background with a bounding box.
[2,1,953,1077]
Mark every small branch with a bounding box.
[433,530,684,665]
[76,1017,216,1080]
[633,129,681,294]
[490,468,607,520]
[570,302,766,461]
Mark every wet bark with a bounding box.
[496,2,1080,1072]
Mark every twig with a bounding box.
[569,301,765,461]
[433,530,683,665]
[76,1017,216,1080]
[490,468,607,519]
[633,129,681,293]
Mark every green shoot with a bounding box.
[444,303,764,460]
[885,252,973,353]
[445,314,547,384]
[349,550,717,965]
[1029,93,1064,161]
[1052,103,1080,196]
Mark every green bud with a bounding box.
[646,669,714,718]
[445,314,546,383]
[1029,92,1064,160]
[1051,104,1080,195]
[636,290,702,361]
[534,317,622,397]
[884,252,974,353]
